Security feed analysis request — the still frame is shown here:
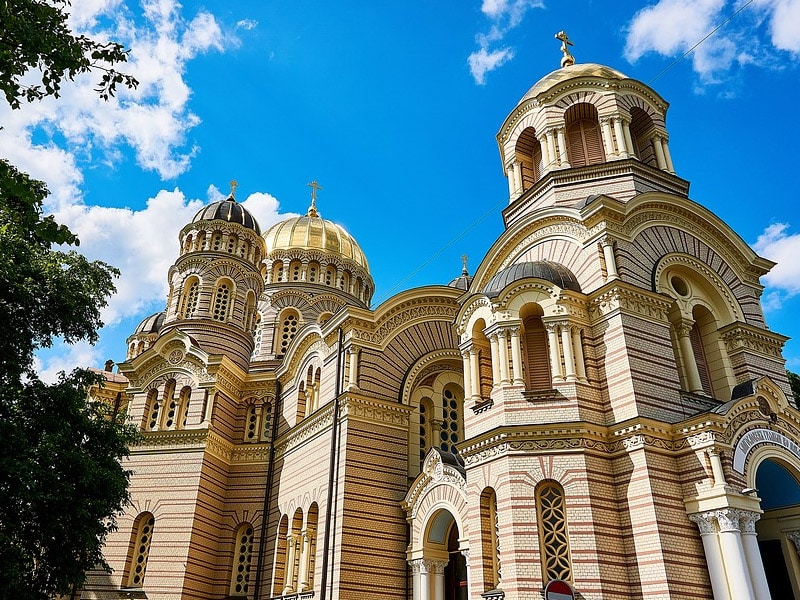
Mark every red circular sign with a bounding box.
[544,579,575,600]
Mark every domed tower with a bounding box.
[497,44,687,226]
[255,189,373,360]
[161,187,266,371]
[126,311,165,360]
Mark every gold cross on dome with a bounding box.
[461,254,469,275]
[229,179,239,199]
[307,180,322,201]
[555,31,575,67]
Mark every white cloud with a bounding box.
[468,47,515,85]
[468,0,543,84]
[754,222,800,296]
[33,341,105,385]
[237,19,258,31]
[624,0,800,81]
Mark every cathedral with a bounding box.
[84,43,800,600]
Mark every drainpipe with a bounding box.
[320,327,345,600]
[253,380,282,599]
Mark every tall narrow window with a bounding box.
[565,103,605,167]
[516,127,543,190]
[245,404,259,442]
[419,398,432,468]
[212,280,232,322]
[277,310,299,355]
[244,292,257,333]
[179,278,200,319]
[273,516,289,596]
[127,512,155,588]
[144,389,159,431]
[439,385,463,454]
[230,523,254,596]
[537,480,572,583]
[261,403,272,441]
[177,386,192,429]
[160,379,177,429]
[522,308,551,390]
[480,488,501,591]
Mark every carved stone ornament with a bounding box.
[785,530,800,551]
[688,512,716,535]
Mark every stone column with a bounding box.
[601,237,619,281]
[297,529,312,592]
[613,118,629,158]
[571,326,587,382]
[547,324,564,382]
[662,138,675,172]
[560,324,577,381]
[347,347,360,391]
[489,334,501,389]
[461,548,471,596]
[600,117,615,157]
[282,532,299,594]
[509,327,524,385]
[497,330,510,384]
[506,163,517,198]
[622,118,635,158]
[652,135,668,170]
[675,321,704,394]
[539,134,551,170]
[513,160,524,195]
[716,509,757,600]
[546,131,558,168]
[461,351,473,399]
[409,559,426,600]
[427,559,449,600]
[469,348,481,402]
[739,512,771,600]
[556,127,570,167]
[708,448,727,487]
[689,513,731,600]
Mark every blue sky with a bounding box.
[3,0,799,378]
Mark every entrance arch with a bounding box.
[753,455,800,597]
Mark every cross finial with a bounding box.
[229,179,238,199]
[461,254,469,276]
[555,31,575,67]
[307,180,322,217]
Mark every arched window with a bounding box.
[272,515,289,596]
[245,404,259,442]
[195,231,206,251]
[144,389,159,431]
[472,320,492,399]
[339,270,351,292]
[480,487,501,591]
[290,260,302,282]
[126,512,155,588]
[516,127,543,190]
[244,292,257,333]
[629,106,657,166]
[272,260,284,284]
[419,397,433,469]
[160,379,177,429]
[212,232,223,251]
[301,504,319,592]
[212,279,234,322]
[261,403,272,441]
[179,277,200,319]
[177,386,192,429]
[521,304,551,390]
[324,265,336,286]
[691,304,728,398]
[282,509,304,595]
[307,261,320,283]
[439,384,463,454]
[239,239,250,259]
[276,310,299,356]
[226,234,238,254]
[536,480,572,583]
[296,382,307,422]
[230,523,254,596]
[565,103,605,167]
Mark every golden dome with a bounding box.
[518,63,629,105]
[263,200,370,273]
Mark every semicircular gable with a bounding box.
[357,320,460,402]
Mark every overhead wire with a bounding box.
[374,1,755,305]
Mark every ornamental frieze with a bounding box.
[589,285,671,323]
[720,324,788,359]
[132,428,209,450]
[456,297,492,336]
[340,396,410,429]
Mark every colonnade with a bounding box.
[505,114,675,199]
[689,508,770,600]
[265,258,371,303]
[460,321,588,401]
[409,553,470,600]
[181,229,262,264]
[281,524,317,595]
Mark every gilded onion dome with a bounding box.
[263,197,373,306]
[263,199,370,273]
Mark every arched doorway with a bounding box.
[755,457,800,597]
[445,521,468,600]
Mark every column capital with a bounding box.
[674,319,695,338]
[423,558,450,574]
[715,508,747,532]
[409,558,426,574]
[786,530,800,550]
[737,509,761,534]
[689,511,717,534]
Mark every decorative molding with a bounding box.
[274,403,335,460]
[400,349,463,406]
[351,297,459,346]
[589,284,672,323]
[720,323,788,360]
[340,395,410,429]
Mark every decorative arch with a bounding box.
[564,102,605,167]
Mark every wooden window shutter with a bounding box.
[523,317,551,390]
[566,122,586,167]
[690,324,712,395]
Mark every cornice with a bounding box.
[350,296,460,347]
[274,402,335,460]
[340,394,412,430]
[588,282,672,324]
[720,322,789,360]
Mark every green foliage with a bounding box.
[0,370,139,600]
[0,0,138,109]
[788,370,800,405]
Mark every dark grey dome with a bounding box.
[482,261,581,297]
[448,273,473,290]
[133,311,165,335]
[192,196,261,235]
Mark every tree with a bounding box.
[0,0,138,109]
[788,370,800,406]
[0,3,139,598]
